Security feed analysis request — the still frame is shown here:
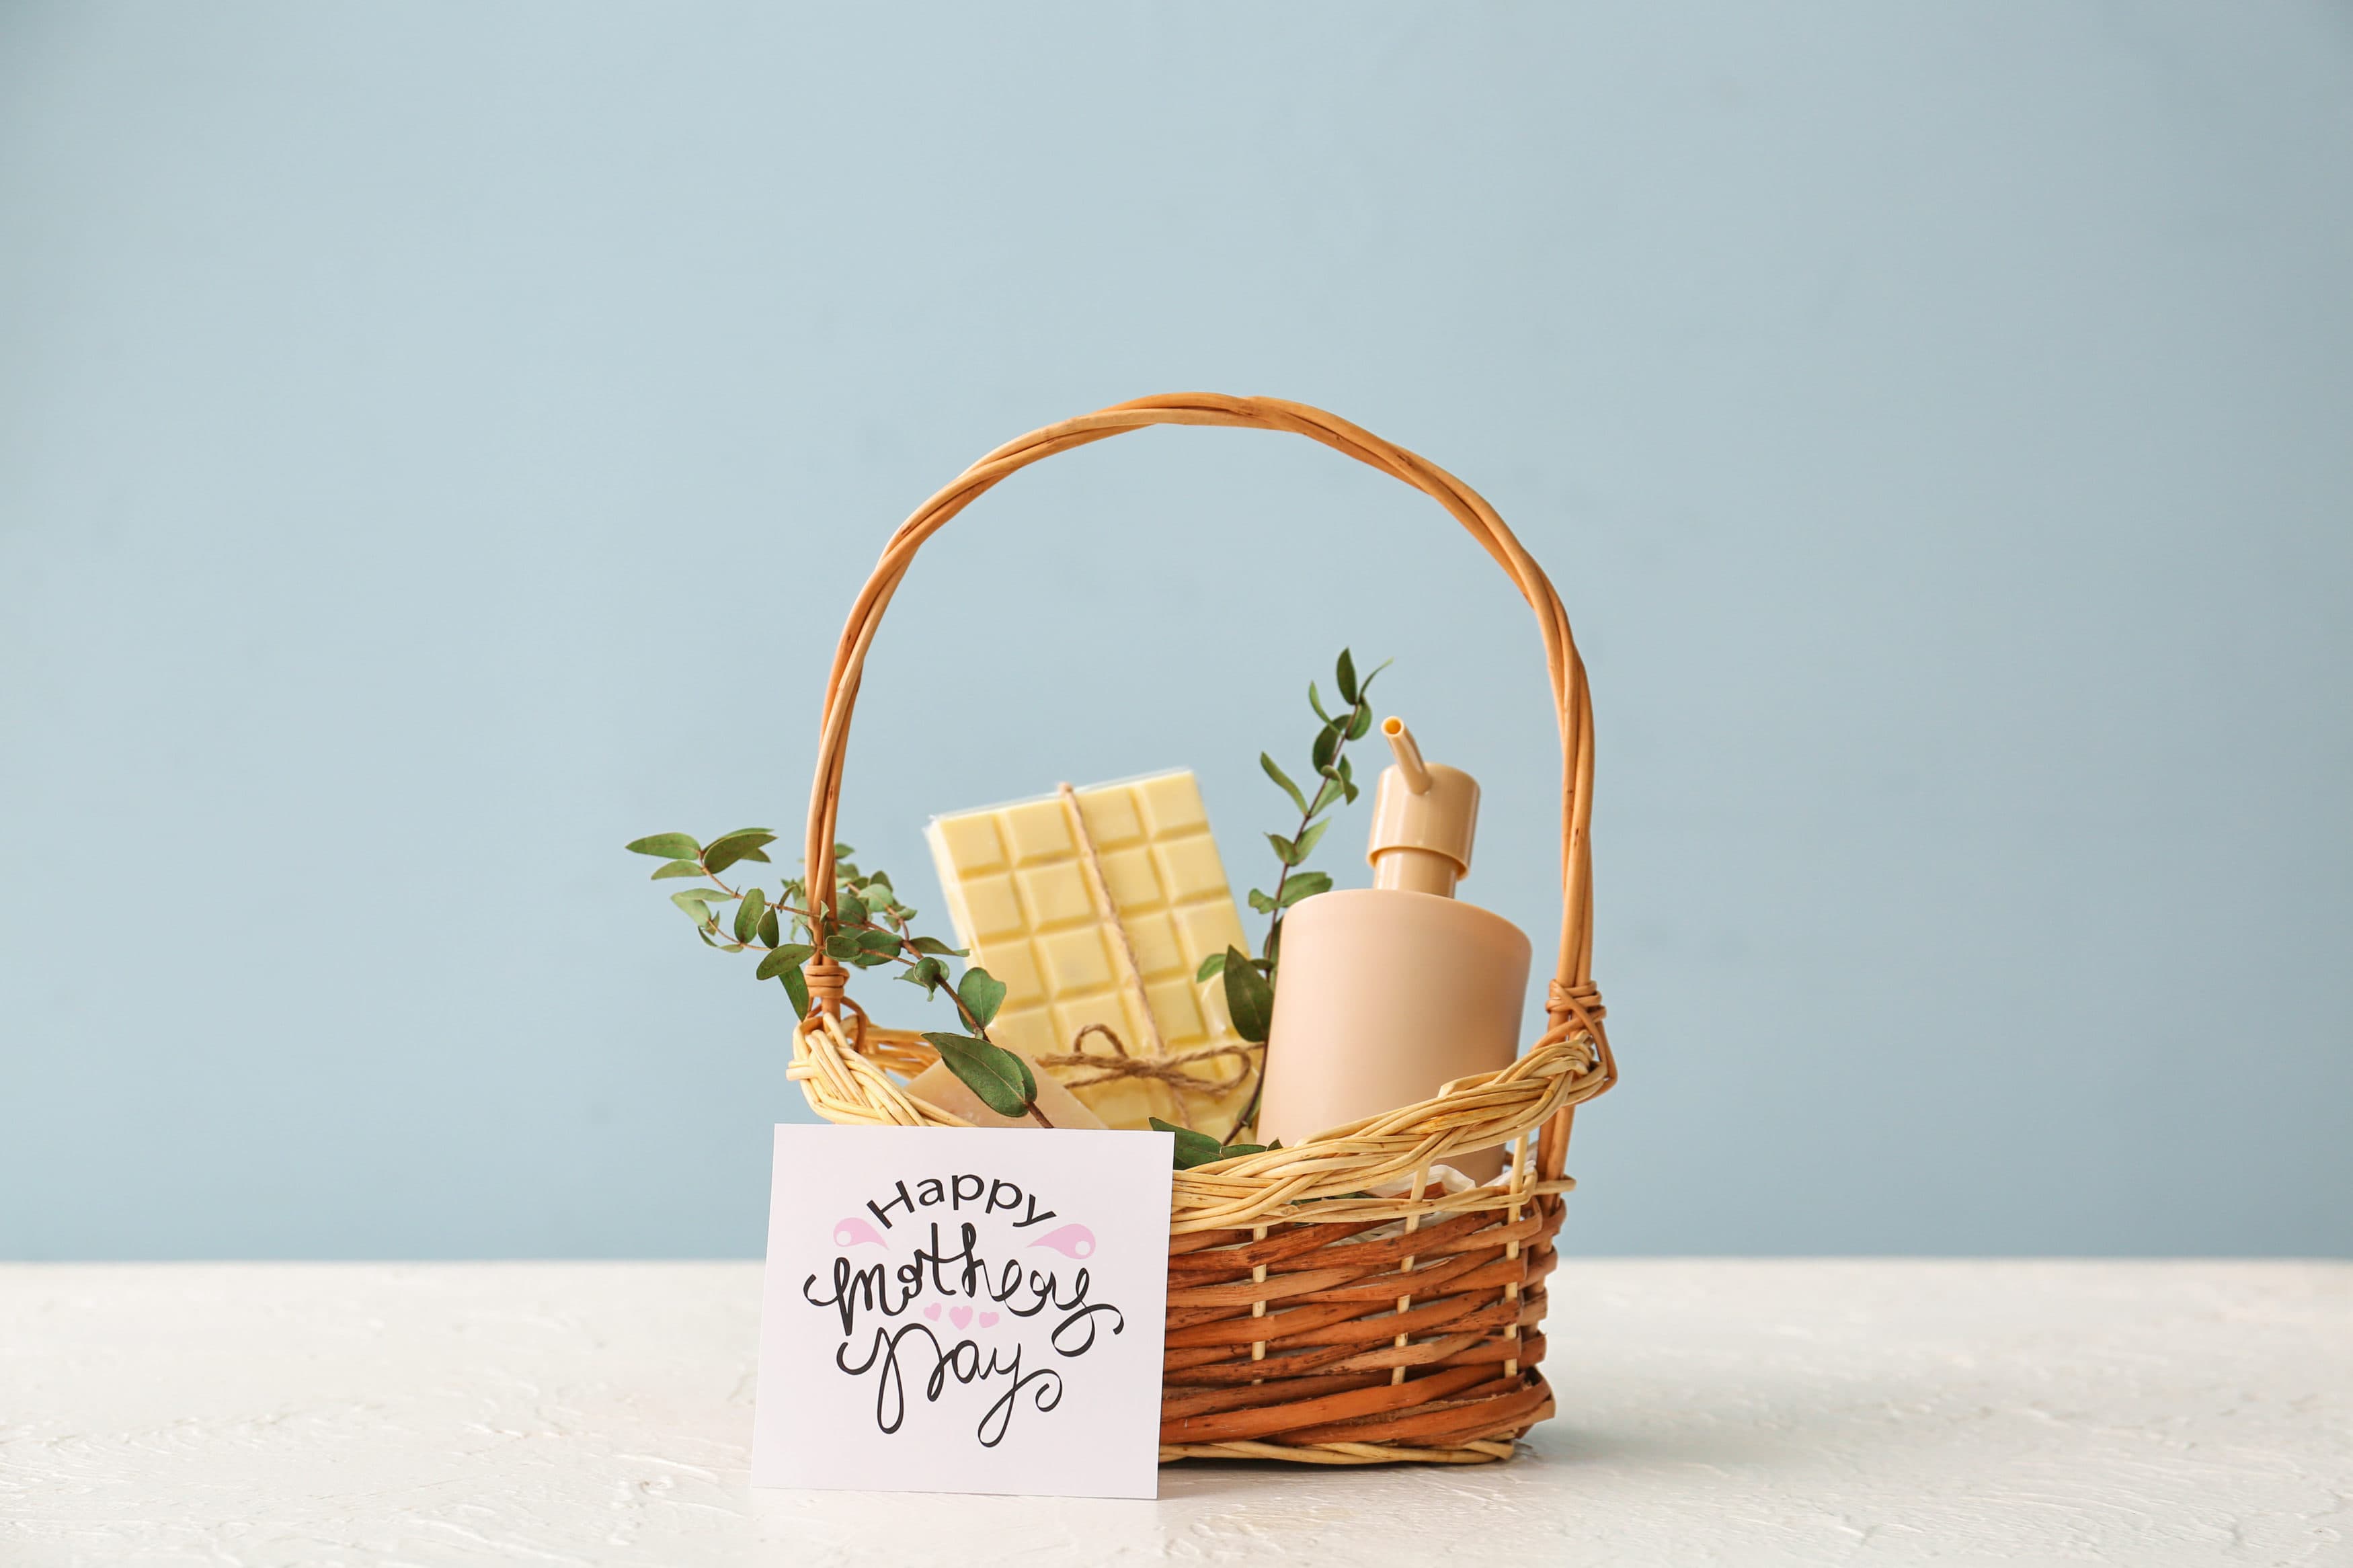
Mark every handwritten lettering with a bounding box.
[803,1176,1124,1446]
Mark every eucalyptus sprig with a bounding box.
[623,831,1053,1126]
[1200,647,1390,1143]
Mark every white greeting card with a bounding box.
[751,1125,1174,1499]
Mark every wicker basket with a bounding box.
[787,393,1618,1465]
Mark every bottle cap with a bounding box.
[1368,717,1479,897]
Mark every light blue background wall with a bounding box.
[3,3,2348,1259]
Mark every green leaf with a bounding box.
[1291,818,1330,864]
[924,1033,1036,1118]
[1195,951,1226,982]
[855,929,900,954]
[1220,944,1274,1042]
[834,893,869,926]
[899,956,949,994]
[1308,682,1332,724]
[1308,774,1345,816]
[1336,648,1359,705]
[1359,657,1393,692]
[758,907,781,947]
[1311,722,1342,773]
[957,966,1007,1028]
[1276,871,1331,909]
[779,962,811,1018]
[1347,704,1373,741]
[671,888,723,921]
[848,949,895,968]
[703,830,776,874]
[833,843,856,857]
[1149,1118,1269,1169]
[1246,888,1277,915]
[825,933,864,960]
[1150,1116,1228,1169]
[733,886,766,945]
[1260,753,1308,816]
[649,859,705,880]
[626,833,701,860]
[756,944,813,981]
[908,936,967,957]
[1266,831,1301,866]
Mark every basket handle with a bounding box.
[801,393,1607,1060]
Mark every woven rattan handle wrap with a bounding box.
[803,393,1607,1063]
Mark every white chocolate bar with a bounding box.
[924,771,1256,1132]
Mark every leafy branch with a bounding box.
[1198,647,1390,1144]
[623,831,1051,1126]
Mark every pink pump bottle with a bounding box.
[1254,718,1533,1182]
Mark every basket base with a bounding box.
[1159,1438,1518,1465]
[1158,1380,1555,1466]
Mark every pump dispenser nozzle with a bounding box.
[1384,716,1433,793]
[1368,717,1480,897]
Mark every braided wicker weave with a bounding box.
[787,394,1617,1464]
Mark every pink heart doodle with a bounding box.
[978,1311,999,1328]
[923,1302,942,1320]
[949,1305,973,1331]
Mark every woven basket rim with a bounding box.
[786,1011,1611,1231]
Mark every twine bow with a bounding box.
[1036,1023,1258,1100]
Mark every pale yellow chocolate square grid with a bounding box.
[924,771,1253,1131]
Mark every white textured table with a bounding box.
[2,1262,2344,1566]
